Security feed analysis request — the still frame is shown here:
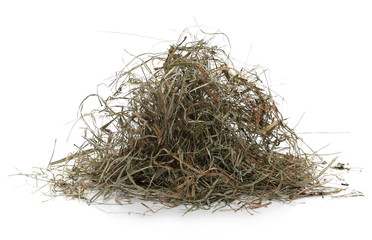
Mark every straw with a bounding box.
[42,35,345,211]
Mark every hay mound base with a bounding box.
[48,37,339,211]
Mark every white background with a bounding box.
[1,0,371,239]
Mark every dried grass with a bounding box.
[38,34,345,212]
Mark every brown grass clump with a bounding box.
[45,36,342,211]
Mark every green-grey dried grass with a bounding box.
[46,37,340,211]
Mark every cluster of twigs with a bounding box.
[46,37,341,211]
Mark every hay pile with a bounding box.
[47,37,339,211]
